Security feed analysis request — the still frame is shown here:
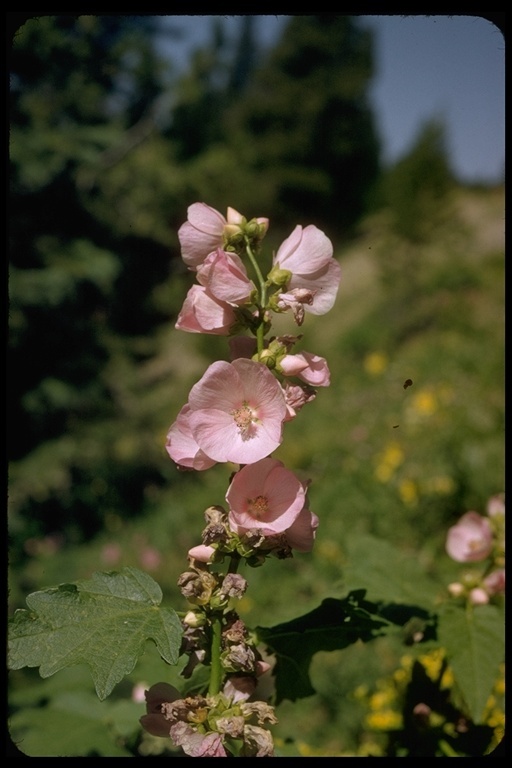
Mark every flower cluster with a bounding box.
[141,681,277,757]
[445,493,505,606]
[141,203,341,757]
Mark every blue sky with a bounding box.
[159,14,504,184]
[362,15,504,183]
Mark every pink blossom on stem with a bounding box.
[223,660,270,704]
[487,493,505,518]
[445,511,493,562]
[178,203,231,270]
[469,587,489,606]
[226,457,305,535]
[484,569,505,596]
[188,544,216,563]
[187,359,287,464]
[175,284,238,335]
[178,203,268,270]
[170,723,227,757]
[279,354,310,377]
[280,381,316,421]
[166,405,218,471]
[284,501,319,553]
[281,351,330,387]
[273,225,341,315]
[197,249,255,305]
[275,288,316,326]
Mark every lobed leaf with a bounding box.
[8,567,183,700]
[437,602,505,724]
[343,533,443,607]
[256,591,403,704]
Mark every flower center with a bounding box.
[231,402,258,440]
[248,495,269,519]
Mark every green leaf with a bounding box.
[437,603,505,724]
[9,689,142,757]
[8,567,183,700]
[256,591,390,704]
[343,533,442,608]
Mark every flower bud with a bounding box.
[447,582,465,597]
[267,265,292,288]
[469,587,489,605]
[226,207,245,226]
[183,610,207,628]
[256,348,277,369]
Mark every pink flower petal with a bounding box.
[178,203,226,269]
[285,505,319,552]
[175,284,237,335]
[170,723,227,757]
[273,225,341,315]
[187,359,287,465]
[188,544,216,563]
[445,511,493,562]
[296,351,331,387]
[288,259,342,315]
[166,405,217,470]
[197,249,254,305]
[227,458,305,534]
[275,224,333,275]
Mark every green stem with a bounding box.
[208,614,223,697]
[245,239,268,355]
[207,556,240,696]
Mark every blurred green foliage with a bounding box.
[8,13,382,559]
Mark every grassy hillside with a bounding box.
[8,184,504,756]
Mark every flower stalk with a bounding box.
[208,614,223,697]
[140,202,341,756]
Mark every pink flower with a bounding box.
[280,351,330,387]
[226,457,305,535]
[279,354,309,377]
[141,684,229,756]
[178,203,232,270]
[223,660,271,704]
[139,546,161,571]
[166,405,218,471]
[469,587,489,606]
[275,288,315,326]
[170,723,227,757]
[280,381,316,421]
[175,284,238,335]
[487,493,505,518]
[197,249,255,305]
[273,225,341,315]
[445,511,494,562]
[188,544,216,563]
[186,359,287,465]
[178,203,268,270]
[484,569,505,596]
[140,682,181,737]
[284,501,319,553]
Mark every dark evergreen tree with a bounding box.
[227,15,381,235]
[8,15,190,551]
[167,17,232,161]
[381,118,455,243]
